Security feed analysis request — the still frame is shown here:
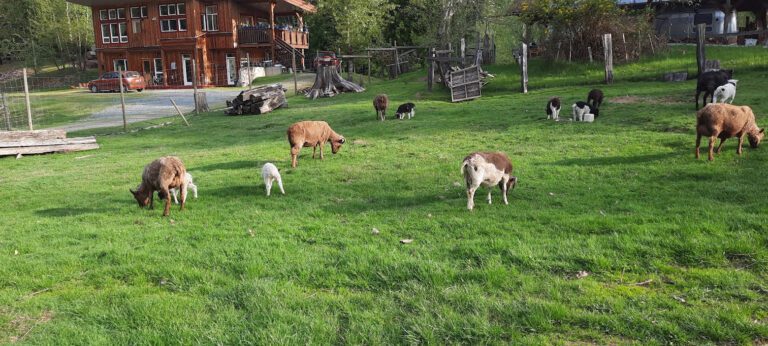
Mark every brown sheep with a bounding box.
[695,103,764,161]
[373,94,389,121]
[587,89,604,111]
[130,156,187,217]
[287,121,345,168]
[461,152,517,210]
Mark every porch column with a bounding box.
[160,49,168,87]
[270,0,276,62]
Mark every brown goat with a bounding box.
[695,103,764,161]
[587,89,604,111]
[130,156,187,216]
[373,94,389,121]
[287,121,345,168]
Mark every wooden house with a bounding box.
[66,0,315,87]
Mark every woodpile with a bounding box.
[225,84,287,115]
[0,129,99,157]
[305,65,365,100]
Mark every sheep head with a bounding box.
[130,188,151,207]
[331,136,345,154]
[748,128,765,148]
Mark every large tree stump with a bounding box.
[305,65,364,100]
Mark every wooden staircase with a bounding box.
[275,38,306,71]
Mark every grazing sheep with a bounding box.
[712,79,738,104]
[130,156,187,217]
[395,102,416,120]
[546,97,561,121]
[695,103,764,161]
[695,69,733,109]
[169,172,197,204]
[373,94,389,121]
[287,120,345,168]
[262,163,285,196]
[461,152,517,210]
[587,89,604,110]
[572,102,591,122]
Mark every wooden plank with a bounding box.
[339,55,370,59]
[603,34,614,84]
[0,136,96,148]
[0,130,67,141]
[521,43,528,94]
[0,143,100,156]
[427,48,435,91]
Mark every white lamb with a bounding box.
[170,172,198,204]
[712,79,738,104]
[262,163,285,196]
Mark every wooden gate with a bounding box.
[450,66,482,102]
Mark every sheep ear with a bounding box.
[339,138,345,144]
[760,129,765,134]
[129,189,135,194]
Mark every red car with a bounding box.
[88,71,146,93]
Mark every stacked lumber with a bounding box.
[305,65,365,100]
[225,84,287,115]
[0,130,99,156]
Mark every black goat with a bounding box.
[696,69,733,109]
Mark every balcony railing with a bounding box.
[238,27,271,45]
[238,27,308,47]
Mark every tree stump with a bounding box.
[305,65,365,100]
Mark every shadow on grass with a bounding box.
[555,152,679,166]
[35,207,105,217]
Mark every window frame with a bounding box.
[116,8,126,19]
[99,10,107,20]
[130,7,141,18]
[100,24,110,43]
[202,5,218,31]
[108,9,116,19]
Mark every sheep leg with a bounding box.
[162,188,171,216]
[291,146,300,168]
[737,134,744,156]
[312,145,317,159]
[716,138,726,154]
[500,179,509,205]
[277,176,285,194]
[179,183,186,211]
[190,182,198,199]
[466,187,477,210]
[149,190,155,209]
[695,90,701,109]
[265,177,272,196]
[695,134,702,159]
[171,188,178,204]
[319,144,324,159]
[708,136,716,161]
[487,190,493,204]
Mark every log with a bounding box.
[225,84,287,115]
[0,130,66,141]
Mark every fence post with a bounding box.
[246,52,251,89]
[696,23,706,76]
[292,48,298,95]
[367,51,371,85]
[393,41,400,78]
[1,91,11,130]
[427,48,435,91]
[170,99,190,126]
[622,33,629,61]
[520,43,528,94]
[192,59,199,116]
[603,34,614,84]
[588,46,593,63]
[118,67,127,131]
[22,68,33,130]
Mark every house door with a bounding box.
[226,54,236,86]
[182,54,193,86]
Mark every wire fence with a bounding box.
[0,69,215,133]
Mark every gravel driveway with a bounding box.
[54,73,316,132]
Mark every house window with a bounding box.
[130,6,147,18]
[100,7,128,44]
[159,3,187,32]
[119,23,128,42]
[114,59,128,72]
[99,10,107,20]
[132,20,141,34]
[110,23,119,43]
[100,24,110,43]
[117,8,126,19]
[202,5,218,31]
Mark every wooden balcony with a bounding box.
[238,27,308,48]
[238,27,271,45]
[278,29,309,48]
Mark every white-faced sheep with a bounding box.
[712,79,738,104]
[169,172,198,204]
[461,152,517,210]
[287,120,345,168]
[546,97,561,121]
[695,103,764,161]
[262,163,285,196]
[373,94,389,121]
[131,156,187,217]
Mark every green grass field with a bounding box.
[1,45,767,344]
